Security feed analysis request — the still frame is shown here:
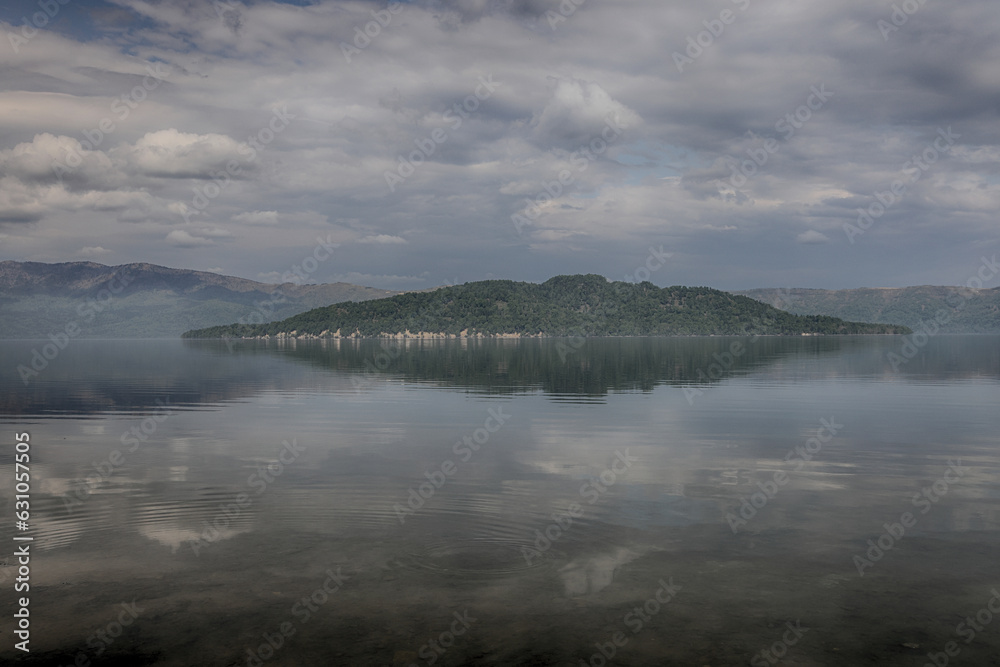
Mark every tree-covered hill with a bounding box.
[183,274,910,338]
[733,285,1000,333]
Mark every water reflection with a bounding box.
[0,337,998,665]
[2,336,997,419]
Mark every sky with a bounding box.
[0,0,998,290]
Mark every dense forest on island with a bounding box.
[183,275,910,339]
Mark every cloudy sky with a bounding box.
[0,0,997,290]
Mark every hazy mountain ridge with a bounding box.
[0,261,402,338]
[183,274,911,339]
[10,261,991,338]
[0,261,273,295]
[733,286,1000,333]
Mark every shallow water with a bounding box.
[1,336,999,666]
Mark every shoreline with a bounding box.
[183,330,910,341]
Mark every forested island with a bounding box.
[182,274,910,339]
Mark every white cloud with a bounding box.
[357,234,408,245]
[0,134,121,190]
[0,131,241,224]
[796,230,831,245]
[77,246,112,258]
[232,210,279,225]
[165,229,214,247]
[122,129,246,178]
[530,78,642,150]
[952,145,1000,164]
[0,177,47,222]
[196,226,233,238]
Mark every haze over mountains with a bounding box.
[0,261,400,338]
[2,261,998,338]
[735,286,1000,334]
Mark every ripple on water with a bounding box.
[401,538,559,578]
[32,485,260,552]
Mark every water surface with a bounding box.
[1,336,998,666]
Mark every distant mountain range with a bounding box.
[183,274,910,339]
[5,261,995,339]
[733,286,1000,333]
[0,261,401,338]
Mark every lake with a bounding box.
[1,335,999,666]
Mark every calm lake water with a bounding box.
[1,336,999,666]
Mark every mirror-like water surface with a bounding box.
[1,336,998,666]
